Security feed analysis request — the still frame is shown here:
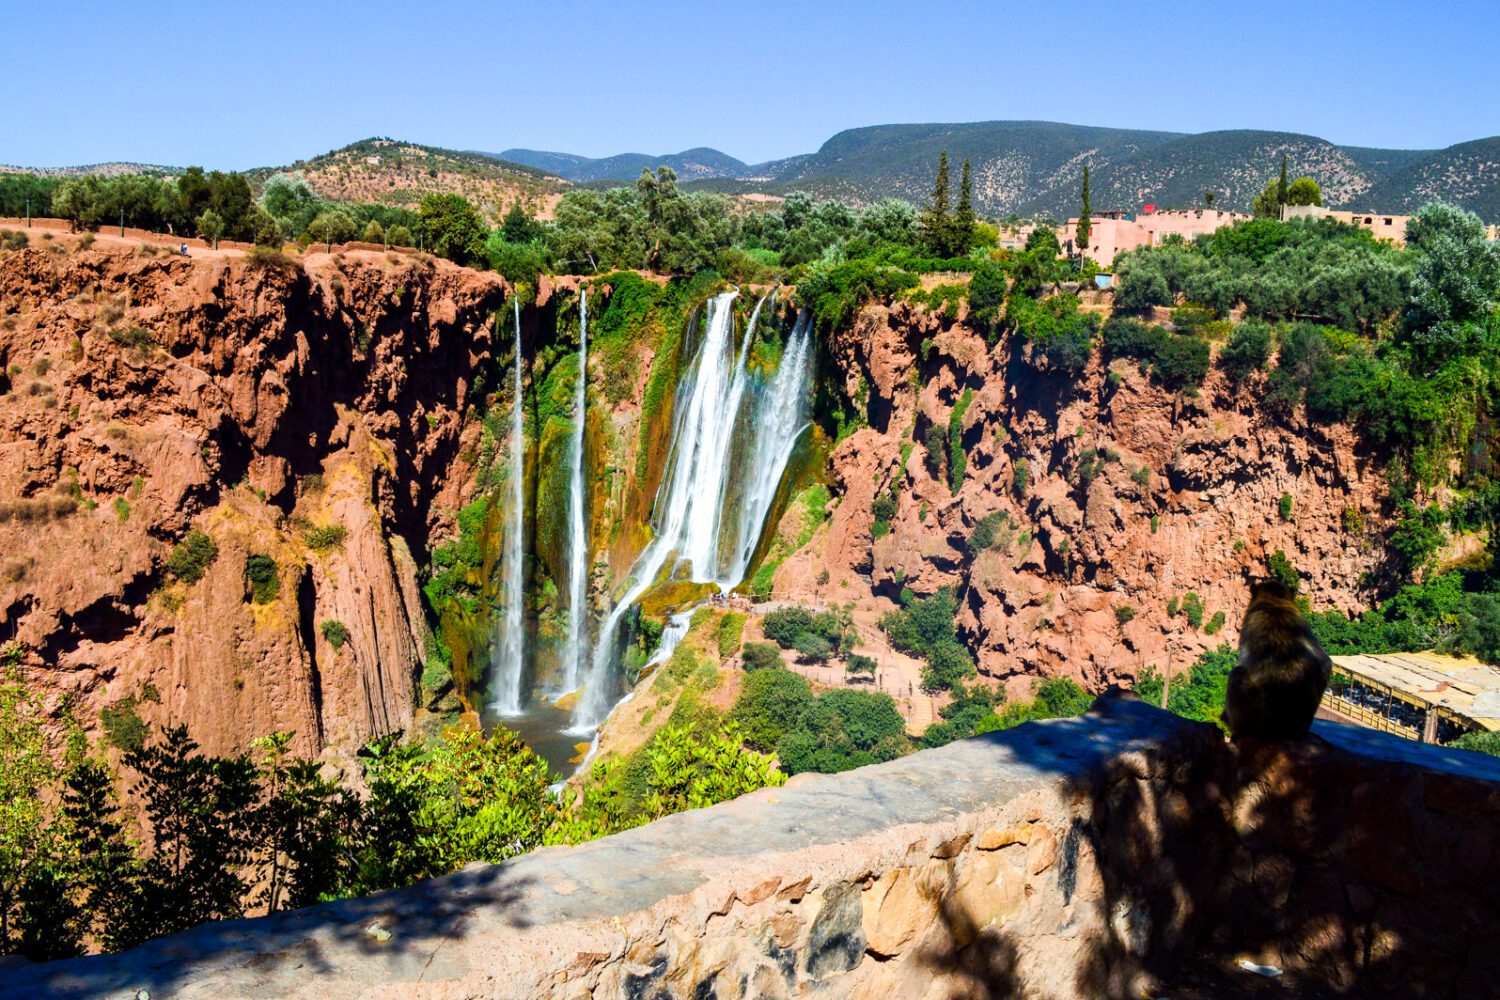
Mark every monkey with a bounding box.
[1223,579,1332,741]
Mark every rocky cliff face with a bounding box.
[777,297,1389,693]
[2,240,1395,756]
[0,240,509,757]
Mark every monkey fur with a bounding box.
[1224,579,1332,741]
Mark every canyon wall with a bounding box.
[0,240,511,756]
[14,697,1499,999]
[1,239,1396,756]
[777,296,1389,693]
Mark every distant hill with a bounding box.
[488,146,751,183]
[762,120,1182,213]
[12,124,1500,224]
[244,138,569,221]
[0,161,179,178]
[1364,136,1500,221]
[499,120,1500,222]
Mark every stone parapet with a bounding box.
[11,695,1500,999]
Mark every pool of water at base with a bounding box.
[482,700,593,777]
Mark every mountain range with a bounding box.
[11,121,1500,222]
[494,121,1500,220]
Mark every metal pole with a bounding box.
[25,199,31,228]
[119,207,125,238]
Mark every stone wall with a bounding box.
[10,696,1500,1000]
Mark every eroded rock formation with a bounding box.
[0,242,509,756]
[777,297,1389,693]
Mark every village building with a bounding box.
[1281,204,1412,244]
[1056,205,1251,265]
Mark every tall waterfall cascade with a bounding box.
[560,289,590,696]
[490,299,528,716]
[573,292,814,728]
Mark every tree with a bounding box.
[1253,155,1294,218]
[417,193,486,265]
[306,210,356,251]
[1204,190,1216,208]
[0,674,70,955]
[499,203,545,245]
[730,668,813,752]
[1075,165,1092,258]
[1400,202,1500,371]
[919,151,952,257]
[951,157,976,256]
[196,209,225,249]
[249,208,282,248]
[1286,177,1323,207]
[60,758,138,952]
[361,219,385,245]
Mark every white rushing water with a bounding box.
[560,289,590,696]
[490,299,528,716]
[572,292,813,729]
[727,308,814,584]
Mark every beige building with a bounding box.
[1057,206,1251,265]
[1280,204,1411,244]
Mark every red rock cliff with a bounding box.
[0,242,508,757]
[776,298,1389,693]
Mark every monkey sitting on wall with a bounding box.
[1224,579,1333,741]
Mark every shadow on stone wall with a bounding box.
[10,693,1499,999]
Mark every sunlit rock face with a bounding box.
[18,696,1500,999]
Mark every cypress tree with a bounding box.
[1276,155,1289,212]
[920,151,952,257]
[1076,165,1092,260]
[952,158,975,257]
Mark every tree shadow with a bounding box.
[5,865,536,1000]
[900,692,1500,998]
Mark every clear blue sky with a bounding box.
[6,0,1496,169]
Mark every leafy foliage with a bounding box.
[879,589,975,692]
[166,529,218,584]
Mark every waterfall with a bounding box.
[572,291,812,729]
[490,299,527,716]
[727,308,814,583]
[560,289,590,696]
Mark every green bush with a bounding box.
[1103,315,1211,389]
[793,632,835,663]
[730,668,813,752]
[846,653,877,676]
[100,695,147,752]
[1450,730,1500,757]
[947,388,974,494]
[923,423,947,482]
[879,589,975,692]
[1267,549,1299,590]
[246,555,280,604]
[1013,458,1030,497]
[1278,494,1294,522]
[775,688,908,775]
[1182,591,1205,629]
[166,529,218,584]
[762,606,816,647]
[968,511,1013,552]
[1219,319,1272,378]
[1005,293,1099,372]
[740,642,782,671]
[303,523,348,551]
[716,611,746,658]
[320,619,350,650]
[1204,611,1226,636]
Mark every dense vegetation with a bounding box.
[0,668,781,960]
